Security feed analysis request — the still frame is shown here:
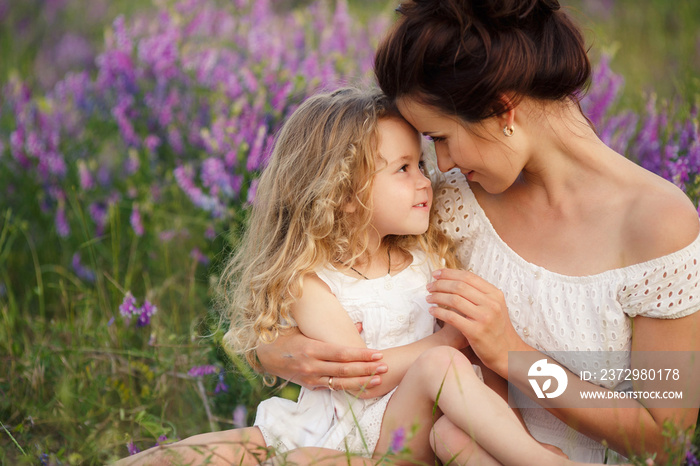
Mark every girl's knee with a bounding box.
[414,346,473,379]
[430,415,479,459]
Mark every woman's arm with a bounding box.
[256,323,467,397]
[427,268,700,461]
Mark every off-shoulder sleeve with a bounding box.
[620,232,700,319]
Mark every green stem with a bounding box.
[1,421,27,456]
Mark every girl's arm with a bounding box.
[428,268,700,462]
[279,273,468,398]
[290,274,367,348]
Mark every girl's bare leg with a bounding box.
[112,426,268,466]
[430,416,501,465]
[376,346,573,466]
[279,447,377,465]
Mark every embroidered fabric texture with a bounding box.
[435,169,700,462]
[254,250,438,457]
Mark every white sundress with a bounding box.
[254,250,439,457]
[435,168,700,463]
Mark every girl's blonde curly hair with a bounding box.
[220,87,460,372]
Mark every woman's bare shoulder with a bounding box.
[623,168,699,263]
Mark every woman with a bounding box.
[257,0,700,462]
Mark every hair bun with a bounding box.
[471,0,560,27]
[398,0,560,29]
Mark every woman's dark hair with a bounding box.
[375,0,591,122]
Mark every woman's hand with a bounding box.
[538,443,568,459]
[255,327,388,391]
[426,268,529,376]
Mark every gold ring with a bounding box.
[328,376,335,391]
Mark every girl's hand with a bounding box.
[426,268,528,376]
[255,327,388,391]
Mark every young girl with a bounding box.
[116,88,595,465]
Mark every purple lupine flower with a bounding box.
[72,252,96,282]
[144,134,160,153]
[9,127,30,168]
[127,441,140,455]
[687,450,700,466]
[389,426,406,453]
[159,230,177,242]
[232,404,248,428]
[246,178,259,205]
[88,202,108,236]
[78,160,94,190]
[130,204,144,236]
[167,126,184,154]
[245,124,268,172]
[55,205,70,237]
[214,371,228,393]
[201,157,233,197]
[0,0,8,22]
[583,55,624,128]
[155,435,169,446]
[137,24,181,84]
[120,292,157,326]
[188,365,218,377]
[119,292,139,320]
[173,165,225,216]
[136,300,157,327]
[190,248,210,265]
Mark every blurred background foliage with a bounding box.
[2,0,699,102]
[0,0,698,464]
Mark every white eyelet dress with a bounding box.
[435,169,700,462]
[254,250,439,457]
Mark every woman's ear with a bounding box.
[498,93,517,128]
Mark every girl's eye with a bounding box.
[398,164,408,172]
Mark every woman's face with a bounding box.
[397,97,523,194]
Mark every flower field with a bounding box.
[0,0,698,464]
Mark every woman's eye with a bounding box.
[418,160,427,174]
[428,135,445,143]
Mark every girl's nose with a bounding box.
[417,170,432,188]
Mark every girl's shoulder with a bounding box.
[623,168,700,264]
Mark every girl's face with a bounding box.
[369,117,432,239]
[397,97,524,194]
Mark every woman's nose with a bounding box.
[435,146,454,173]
